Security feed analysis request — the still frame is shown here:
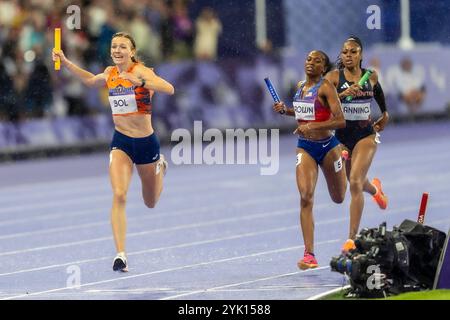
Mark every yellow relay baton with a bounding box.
[54,28,61,71]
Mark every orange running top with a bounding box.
[106,63,153,116]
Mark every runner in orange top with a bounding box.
[106,62,153,115]
[53,32,175,272]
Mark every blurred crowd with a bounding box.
[0,0,222,121]
[1,0,448,127]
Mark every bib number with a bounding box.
[109,93,138,115]
[293,102,315,121]
[341,102,371,120]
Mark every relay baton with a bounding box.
[345,69,373,102]
[264,78,281,103]
[54,28,61,71]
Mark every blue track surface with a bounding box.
[0,121,449,300]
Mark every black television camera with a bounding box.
[330,220,446,298]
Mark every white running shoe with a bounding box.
[159,154,168,176]
[112,254,128,272]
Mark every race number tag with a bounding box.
[341,102,371,120]
[296,153,302,167]
[293,102,315,121]
[334,157,343,172]
[109,86,138,115]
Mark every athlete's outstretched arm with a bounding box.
[52,49,108,87]
[118,65,175,95]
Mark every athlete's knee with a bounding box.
[113,190,128,204]
[349,177,364,193]
[144,200,156,209]
[144,195,160,209]
[331,192,345,204]
[300,191,314,208]
[144,201,156,209]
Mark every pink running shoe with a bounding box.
[297,251,318,270]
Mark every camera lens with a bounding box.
[330,255,352,274]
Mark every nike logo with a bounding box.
[152,154,159,160]
[322,142,331,148]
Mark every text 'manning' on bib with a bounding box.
[108,85,138,115]
[341,102,371,121]
[294,101,316,121]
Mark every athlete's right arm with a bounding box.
[52,49,109,88]
[273,102,295,117]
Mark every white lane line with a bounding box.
[160,266,331,300]
[86,284,343,295]
[0,163,248,196]
[0,225,300,277]
[0,144,446,210]
[0,193,298,239]
[0,175,297,221]
[0,183,110,204]
[1,166,447,225]
[0,206,110,227]
[1,239,339,300]
[85,288,182,293]
[0,207,300,256]
[0,166,281,204]
[1,145,446,200]
[307,285,351,300]
[0,191,296,228]
[0,147,445,198]
[3,207,448,281]
[0,169,274,213]
[2,210,449,297]
[3,172,448,233]
[0,176,107,194]
[195,285,341,292]
[0,194,111,215]
[2,199,450,262]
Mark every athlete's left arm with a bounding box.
[119,65,175,95]
[307,79,346,132]
[370,71,389,132]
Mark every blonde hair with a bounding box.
[112,32,141,64]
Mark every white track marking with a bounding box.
[1,240,340,300]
